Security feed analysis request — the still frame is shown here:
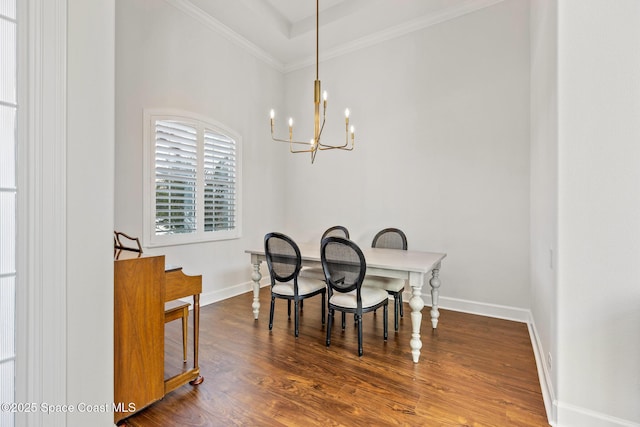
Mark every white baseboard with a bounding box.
[555,402,640,427]
[416,292,531,323]
[527,316,557,426]
[186,280,268,308]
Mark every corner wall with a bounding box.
[529,0,558,421]
[556,0,640,425]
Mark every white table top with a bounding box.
[245,243,446,274]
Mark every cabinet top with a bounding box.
[114,249,164,262]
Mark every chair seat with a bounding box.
[298,266,326,281]
[272,276,326,297]
[362,275,405,293]
[164,300,191,320]
[330,287,389,309]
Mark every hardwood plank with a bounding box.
[122,287,549,426]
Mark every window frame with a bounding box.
[143,109,242,248]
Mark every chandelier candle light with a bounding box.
[269,0,356,164]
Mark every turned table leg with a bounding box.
[408,271,424,363]
[251,259,262,320]
[430,263,441,329]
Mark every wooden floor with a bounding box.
[122,287,549,426]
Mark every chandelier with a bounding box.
[269,0,356,164]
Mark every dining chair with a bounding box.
[362,228,408,331]
[299,225,350,281]
[322,225,350,239]
[321,236,388,357]
[264,232,326,337]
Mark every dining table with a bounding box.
[245,242,447,363]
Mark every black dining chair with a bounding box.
[264,232,326,337]
[321,236,388,356]
[362,228,408,331]
[299,225,350,281]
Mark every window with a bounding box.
[144,110,242,247]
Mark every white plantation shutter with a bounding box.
[155,120,198,234]
[204,129,236,231]
[145,110,241,246]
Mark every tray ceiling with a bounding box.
[182,0,505,71]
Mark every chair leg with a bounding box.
[269,296,275,330]
[383,304,388,341]
[399,292,404,317]
[356,314,363,357]
[394,294,399,331]
[181,307,188,363]
[294,300,300,337]
[326,309,333,346]
[321,292,326,325]
[341,312,346,330]
[287,300,291,319]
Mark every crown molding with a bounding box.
[166,0,505,75]
[164,0,285,72]
[284,0,506,73]
[290,0,372,38]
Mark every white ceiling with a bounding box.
[182,0,505,71]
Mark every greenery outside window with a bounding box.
[143,109,242,247]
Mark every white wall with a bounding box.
[281,0,531,310]
[67,0,114,425]
[530,0,558,419]
[115,0,286,301]
[556,1,640,425]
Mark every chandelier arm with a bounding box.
[318,140,348,149]
[271,135,318,145]
[318,144,353,151]
[271,119,319,146]
[318,131,354,150]
[271,135,317,146]
[290,144,316,154]
[317,114,326,144]
[317,138,350,149]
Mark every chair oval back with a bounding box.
[321,236,366,294]
[264,232,302,283]
[371,228,408,250]
[321,225,350,240]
